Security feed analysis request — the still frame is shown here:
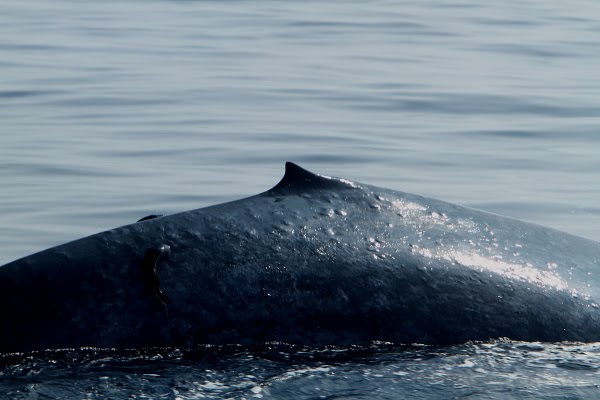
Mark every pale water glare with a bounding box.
[1,0,600,398]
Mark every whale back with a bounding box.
[1,163,600,351]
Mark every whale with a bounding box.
[1,162,600,352]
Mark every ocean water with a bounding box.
[1,0,600,398]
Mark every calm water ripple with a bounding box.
[1,0,600,398]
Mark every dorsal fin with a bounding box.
[269,162,350,193]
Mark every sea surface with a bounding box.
[1,0,600,398]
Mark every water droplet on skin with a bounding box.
[319,208,335,217]
[369,203,381,210]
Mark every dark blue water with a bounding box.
[2,343,600,399]
[1,0,600,398]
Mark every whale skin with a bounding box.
[1,162,600,352]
